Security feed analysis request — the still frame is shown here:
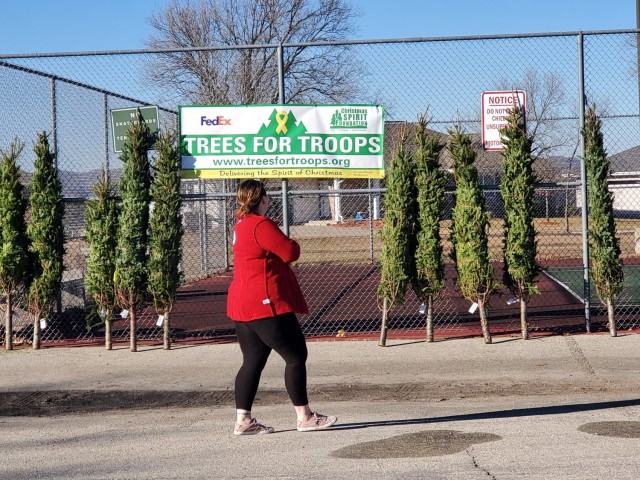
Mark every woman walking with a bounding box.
[227,179,337,435]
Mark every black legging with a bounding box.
[234,312,309,410]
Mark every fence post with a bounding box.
[368,179,374,262]
[199,180,208,272]
[277,43,290,235]
[372,179,381,220]
[50,78,64,316]
[103,93,109,182]
[50,78,58,170]
[636,8,640,134]
[223,180,229,269]
[577,32,591,332]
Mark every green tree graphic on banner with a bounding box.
[257,109,308,137]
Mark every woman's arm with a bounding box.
[254,219,300,263]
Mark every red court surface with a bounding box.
[24,259,639,349]
[104,260,626,344]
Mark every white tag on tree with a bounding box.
[120,309,129,319]
[506,297,519,305]
[469,302,479,314]
[156,315,164,326]
[418,303,426,315]
[39,318,47,329]
[101,307,108,317]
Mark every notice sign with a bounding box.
[179,104,385,179]
[481,90,526,151]
[110,106,159,153]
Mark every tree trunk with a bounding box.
[105,317,112,351]
[129,292,137,352]
[607,298,617,337]
[378,297,389,347]
[520,297,529,340]
[478,300,492,344]
[426,295,434,343]
[163,309,171,350]
[5,293,13,351]
[33,309,41,350]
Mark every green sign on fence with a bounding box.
[110,106,159,153]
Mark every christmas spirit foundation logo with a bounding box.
[330,107,369,129]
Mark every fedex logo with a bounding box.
[201,115,231,126]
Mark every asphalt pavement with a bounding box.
[2,333,640,479]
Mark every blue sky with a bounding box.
[0,0,636,55]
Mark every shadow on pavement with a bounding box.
[331,397,640,431]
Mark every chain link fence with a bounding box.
[2,30,640,346]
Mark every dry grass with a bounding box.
[295,217,640,265]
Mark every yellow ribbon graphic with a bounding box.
[275,110,288,135]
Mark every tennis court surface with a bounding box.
[544,265,640,306]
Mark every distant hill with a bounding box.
[384,122,573,184]
[58,169,122,198]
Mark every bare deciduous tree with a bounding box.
[146,0,362,104]
[498,69,568,159]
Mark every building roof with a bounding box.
[609,145,640,174]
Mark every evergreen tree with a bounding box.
[0,140,30,351]
[500,105,540,340]
[377,126,416,346]
[449,126,497,344]
[583,105,623,336]
[85,168,119,350]
[411,114,446,342]
[148,130,183,350]
[114,111,152,352]
[27,132,65,349]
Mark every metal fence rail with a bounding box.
[2,30,640,346]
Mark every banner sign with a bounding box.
[179,104,385,179]
[481,90,526,151]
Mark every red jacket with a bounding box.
[227,214,308,321]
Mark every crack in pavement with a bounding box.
[466,448,497,479]
[563,336,596,376]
